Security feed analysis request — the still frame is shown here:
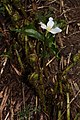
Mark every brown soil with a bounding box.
[0,0,80,120]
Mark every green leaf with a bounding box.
[11,28,22,32]
[11,28,44,41]
[24,29,44,41]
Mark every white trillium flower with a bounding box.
[39,17,62,34]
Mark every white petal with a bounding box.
[50,27,62,34]
[47,18,54,29]
[39,22,47,29]
[49,17,53,21]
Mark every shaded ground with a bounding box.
[0,0,80,120]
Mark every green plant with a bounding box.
[19,104,41,120]
[12,17,62,59]
[10,16,63,117]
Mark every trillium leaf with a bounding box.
[24,29,44,41]
[11,28,22,32]
[11,28,44,41]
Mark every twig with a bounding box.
[60,0,69,36]
[58,89,80,120]
[4,112,9,120]
[11,64,21,76]
[27,5,58,12]
[46,0,60,5]
[67,53,71,65]
[22,83,26,110]
[68,31,80,37]
[58,33,64,48]
[0,87,10,120]
[46,56,55,66]
[59,7,80,17]
[0,57,8,77]
[70,89,80,104]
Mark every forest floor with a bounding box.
[0,0,80,120]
